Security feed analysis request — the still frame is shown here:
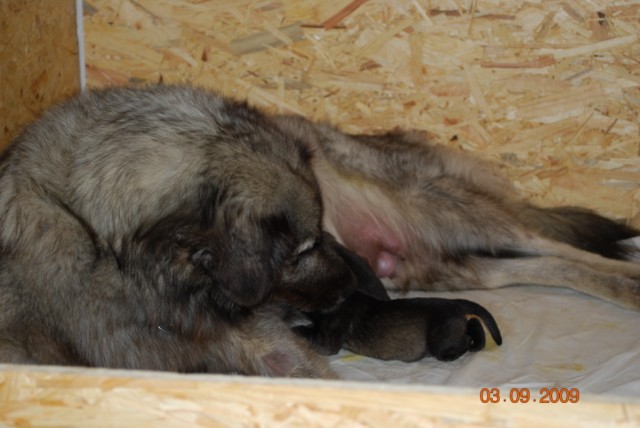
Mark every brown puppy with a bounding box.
[294,240,502,362]
[0,84,498,377]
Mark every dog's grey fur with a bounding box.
[0,85,353,377]
[0,84,508,377]
[2,84,638,376]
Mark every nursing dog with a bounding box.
[0,84,501,377]
[0,85,637,377]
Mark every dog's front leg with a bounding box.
[200,305,337,378]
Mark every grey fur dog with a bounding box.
[1,84,638,377]
[0,84,507,377]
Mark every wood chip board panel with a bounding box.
[83,0,640,225]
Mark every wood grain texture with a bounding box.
[0,0,80,149]
[1,364,639,427]
[83,0,640,225]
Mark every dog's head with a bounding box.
[125,97,357,314]
[182,209,358,313]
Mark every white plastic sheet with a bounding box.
[330,239,640,397]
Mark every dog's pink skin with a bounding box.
[336,213,404,279]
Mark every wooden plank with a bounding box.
[1,364,639,427]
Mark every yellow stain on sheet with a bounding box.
[340,353,365,363]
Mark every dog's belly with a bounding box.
[318,175,408,279]
[337,216,402,278]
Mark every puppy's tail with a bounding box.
[457,299,503,347]
[516,205,639,260]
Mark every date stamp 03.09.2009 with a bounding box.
[479,388,580,404]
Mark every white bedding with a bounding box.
[330,240,640,397]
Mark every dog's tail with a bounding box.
[515,205,639,260]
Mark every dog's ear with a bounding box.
[196,211,303,308]
[210,221,276,308]
[190,183,280,308]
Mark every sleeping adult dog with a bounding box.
[0,84,635,377]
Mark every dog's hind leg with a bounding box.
[517,235,640,277]
[429,253,640,310]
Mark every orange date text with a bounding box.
[479,387,580,404]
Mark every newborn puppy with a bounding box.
[294,242,502,362]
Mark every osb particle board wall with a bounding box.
[83,0,640,225]
[0,0,80,150]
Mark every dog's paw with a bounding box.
[589,273,640,311]
[619,276,640,311]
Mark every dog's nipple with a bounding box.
[375,251,397,278]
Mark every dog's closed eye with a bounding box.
[292,237,318,257]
